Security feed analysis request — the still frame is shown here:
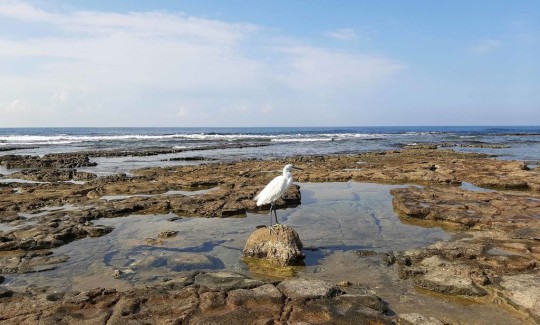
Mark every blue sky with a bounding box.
[0,0,538,127]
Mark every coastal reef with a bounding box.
[1,147,540,323]
[392,186,540,321]
[0,271,392,325]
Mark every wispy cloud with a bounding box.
[276,46,404,91]
[0,1,404,127]
[324,28,357,40]
[470,39,501,53]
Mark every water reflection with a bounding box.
[4,182,449,292]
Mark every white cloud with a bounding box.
[471,39,501,53]
[324,28,357,40]
[276,46,404,92]
[0,1,404,127]
[2,99,28,113]
[177,107,189,118]
[0,1,55,22]
[50,90,69,103]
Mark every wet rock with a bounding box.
[0,287,14,298]
[144,237,163,246]
[0,147,539,323]
[0,219,113,253]
[168,252,214,271]
[166,156,213,161]
[336,293,388,314]
[16,254,69,274]
[243,225,305,266]
[195,284,286,324]
[439,142,510,149]
[45,292,65,301]
[0,250,69,274]
[158,229,178,239]
[380,251,396,266]
[227,283,284,308]
[86,190,100,199]
[396,313,445,325]
[499,273,540,321]
[276,278,341,299]
[411,255,487,296]
[85,224,114,237]
[337,280,352,287]
[0,271,392,325]
[8,169,96,182]
[194,271,264,291]
[392,184,540,305]
[355,249,377,256]
[198,290,226,312]
[392,186,540,235]
[287,296,392,325]
[0,154,96,169]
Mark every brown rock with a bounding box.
[287,296,392,325]
[499,273,540,322]
[277,278,341,300]
[158,229,178,239]
[86,190,100,199]
[0,271,393,325]
[199,291,226,312]
[243,225,305,266]
[397,313,445,325]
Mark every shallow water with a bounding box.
[4,182,449,292]
[3,182,531,324]
[0,178,48,184]
[460,182,496,193]
[100,188,215,201]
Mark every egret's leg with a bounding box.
[268,203,277,234]
[273,208,280,225]
[269,202,274,227]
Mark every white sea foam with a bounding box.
[0,131,395,146]
[271,138,334,142]
[0,133,278,145]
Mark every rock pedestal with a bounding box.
[243,225,305,266]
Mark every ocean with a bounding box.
[1,126,539,175]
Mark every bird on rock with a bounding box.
[254,164,303,232]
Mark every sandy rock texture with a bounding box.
[0,271,392,325]
[1,147,540,322]
[243,225,305,266]
[392,185,540,322]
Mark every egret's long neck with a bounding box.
[284,171,292,182]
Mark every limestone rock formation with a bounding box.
[0,271,392,325]
[243,225,305,266]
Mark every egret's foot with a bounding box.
[268,225,278,235]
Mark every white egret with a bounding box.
[254,164,303,230]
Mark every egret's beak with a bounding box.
[293,166,304,171]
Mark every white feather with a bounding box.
[255,175,290,206]
[254,164,296,206]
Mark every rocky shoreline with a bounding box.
[1,147,539,324]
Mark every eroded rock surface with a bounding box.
[0,154,96,169]
[499,273,540,322]
[243,225,305,266]
[1,148,540,322]
[393,185,540,322]
[0,216,113,253]
[0,271,392,325]
[8,169,97,182]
